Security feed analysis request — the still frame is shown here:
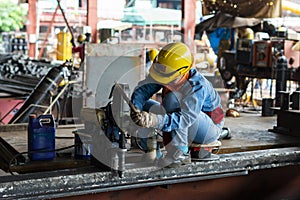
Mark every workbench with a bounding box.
[1,112,300,199]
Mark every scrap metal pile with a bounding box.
[0,53,60,97]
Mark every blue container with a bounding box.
[28,114,56,161]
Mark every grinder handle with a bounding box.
[114,82,140,113]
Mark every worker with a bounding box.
[148,48,159,62]
[145,48,159,75]
[72,34,87,67]
[206,27,231,55]
[130,42,225,168]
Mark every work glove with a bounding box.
[131,110,158,128]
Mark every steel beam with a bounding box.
[27,0,37,58]
[1,147,300,199]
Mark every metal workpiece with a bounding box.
[114,82,139,113]
[1,147,300,199]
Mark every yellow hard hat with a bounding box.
[148,48,159,62]
[238,28,254,39]
[244,28,254,39]
[77,34,86,43]
[149,42,193,84]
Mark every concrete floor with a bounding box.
[220,111,300,153]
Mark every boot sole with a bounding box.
[192,154,219,161]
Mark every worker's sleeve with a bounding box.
[131,78,162,111]
[156,84,206,131]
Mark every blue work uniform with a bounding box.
[131,68,224,152]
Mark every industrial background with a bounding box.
[0,0,300,199]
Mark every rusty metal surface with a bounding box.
[1,147,300,199]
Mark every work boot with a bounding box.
[218,127,232,140]
[157,148,191,168]
[190,141,221,161]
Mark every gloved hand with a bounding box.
[131,110,158,128]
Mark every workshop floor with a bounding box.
[1,110,300,176]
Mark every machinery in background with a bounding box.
[270,89,300,137]
[219,37,300,137]
[219,38,300,100]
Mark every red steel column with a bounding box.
[27,0,37,58]
[181,0,196,46]
[87,0,98,43]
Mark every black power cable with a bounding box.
[8,144,77,175]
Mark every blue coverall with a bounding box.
[131,68,224,153]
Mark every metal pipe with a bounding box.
[9,66,64,124]
[275,52,288,107]
[10,104,49,124]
